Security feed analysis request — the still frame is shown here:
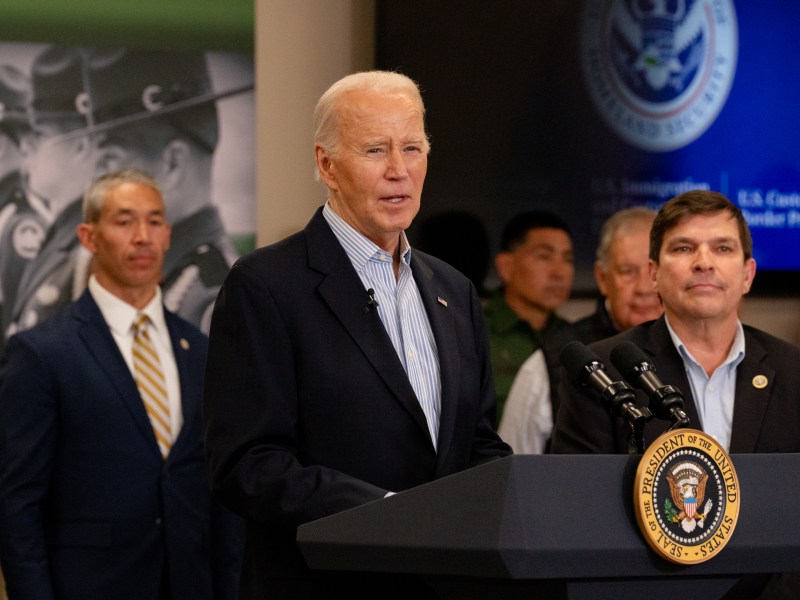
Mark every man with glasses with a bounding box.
[569,206,662,343]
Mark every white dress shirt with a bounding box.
[498,349,551,454]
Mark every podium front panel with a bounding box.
[298,454,800,580]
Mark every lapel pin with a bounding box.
[437,296,448,307]
[180,338,190,350]
[752,374,768,389]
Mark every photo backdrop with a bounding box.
[0,42,254,343]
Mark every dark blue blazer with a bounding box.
[551,316,800,454]
[0,290,242,599]
[203,208,511,596]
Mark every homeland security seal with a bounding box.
[581,0,738,152]
[634,429,740,564]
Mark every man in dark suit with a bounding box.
[551,189,800,596]
[202,71,512,598]
[0,169,242,599]
[551,190,800,454]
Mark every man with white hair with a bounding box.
[202,70,511,597]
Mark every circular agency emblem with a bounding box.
[581,0,738,152]
[634,428,740,564]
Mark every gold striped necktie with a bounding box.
[132,313,171,458]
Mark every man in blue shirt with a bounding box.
[551,189,800,597]
[552,189,800,454]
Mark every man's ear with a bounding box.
[742,257,757,294]
[76,222,96,253]
[648,259,659,292]
[495,252,512,284]
[159,139,191,190]
[315,144,337,190]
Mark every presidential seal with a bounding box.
[634,429,740,564]
[581,0,738,152]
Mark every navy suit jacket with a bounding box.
[551,316,800,454]
[203,208,511,596]
[0,290,242,599]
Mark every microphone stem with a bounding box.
[666,407,691,431]
[623,404,651,454]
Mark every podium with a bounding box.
[297,454,800,598]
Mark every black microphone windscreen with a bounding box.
[610,341,651,381]
[559,341,600,383]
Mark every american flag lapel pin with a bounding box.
[437,296,448,307]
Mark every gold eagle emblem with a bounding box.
[666,461,712,533]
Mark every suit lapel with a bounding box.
[638,319,772,453]
[306,211,431,439]
[74,292,163,459]
[410,253,460,461]
[729,331,772,453]
[166,316,200,460]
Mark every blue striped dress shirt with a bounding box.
[323,202,442,449]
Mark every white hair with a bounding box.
[313,70,430,180]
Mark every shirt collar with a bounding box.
[665,315,746,370]
[88,275,167,337]
[322,201,411,274]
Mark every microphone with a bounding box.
[362,288,379,314]
[610,341,690,430]
[560,341,650,452]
